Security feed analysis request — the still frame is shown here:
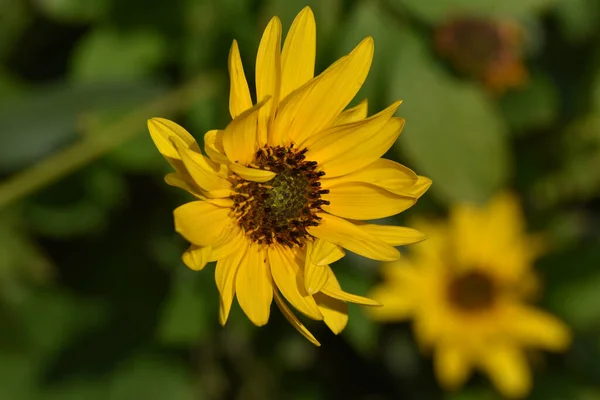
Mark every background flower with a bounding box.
[369,193,570,398]
[0,0,598,399]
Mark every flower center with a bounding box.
[447,270,496,312]
[231,145,329,247]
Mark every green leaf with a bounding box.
[550,271,600,331]
[36,0,110,23]
[555,0,600,42]
[500,72,559,132]
[157,272,211,346]
[0,0,31,60]
[390,0,558,23]
[388,29,510,204]
[0,80,165,172]
[71,28,166,83]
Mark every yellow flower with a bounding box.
[147,6,430,346]
[369,193,570,398]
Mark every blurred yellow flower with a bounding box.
[369,193,570,398]
[147,7,430,345]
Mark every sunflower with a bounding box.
[147,6,430,346]
[369,193,570,398]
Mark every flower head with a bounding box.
[369,193,570,398]
[435,16,528,93]
[148,6,429,345]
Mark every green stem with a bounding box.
[0,73,222,210]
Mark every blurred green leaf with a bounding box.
[551,270,600,331]
[0,81,165,172]
[555,0,600,42]
[337,0,401,109]
[107,133,166,172]
[389,29,510,203]
[0,0,31,60]
[36,0,110,23]
[390,0,558,23]
[158,272,211,346]
[0,353,38,400]
[71,28,166,83]
[107,355,195,400]
[40,378,108,400]
[500,72,559,132]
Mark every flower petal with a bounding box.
[273,37,374,147]
[228,40,253,118]
[304,241,329,295]
[223,98,270,166]
[147,118,200,162]
[367,285,414,321]
[508,305,571,351]
[268,246,323,320]
[209,226,245,262]
[321,158,417,194]
[172,137,232,198]
[333,99,368,125]
[406,176,432,198]
[216,239,247,325]
[305,104,404,178]
[256,17,282,146]
[273,289,321,346]
[280,6,316,101]
[229,163,276,182]
[320,265,381,306]
[308,213,399,261]
[311,238,345,266]
[164,172,204,199]
[480,344,531,399]
[435,344,472,391]
[174,201,233,247]
[323,182,416,220]
[355,224,426,246]
[236,244,273,326]
[314,292,348,334]
[182,245,211,271]
[204,130,229,165]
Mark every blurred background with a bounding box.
[1,0,599,399]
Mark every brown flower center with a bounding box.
[447,270,496,312]
[231,145,329,247]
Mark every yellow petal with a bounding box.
[407,176,432,198]
[215,239,247,325]
[273,289,321,346]
[321,265,381,306]
[174,201,232,247]
[308,213,399,261]
[256,17,282,146]
[304,241,329,295]
[314,292,348,334]
[209,226,245,262]
[228,40,253,118]
[333,99,368,125]
[204,130,229,165]
[236,244,273,326]
[355,224,426,246]
[171,137,232,198]
[273,37,374,147]
[480,344,531,399]
[310,238,345,266]
[280,6,316,101]
[229,163,276,182]
[147,118,200,161]
[323,182,416,220]
[367,285,414,321]
[435,344,472,391]
[508,305,571,351]
[268,246,323,320]
[223,98,270,166]
[182,245,211,271]
[305,115,404,178]
[164,172,204,199]
[321,158,417,195]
